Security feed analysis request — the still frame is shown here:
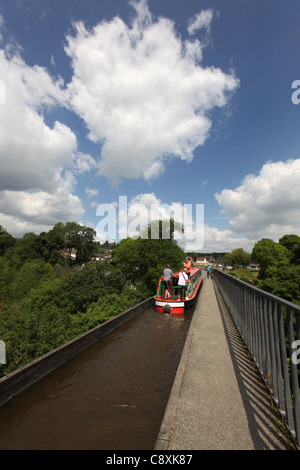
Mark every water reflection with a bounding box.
[0,306,193,450]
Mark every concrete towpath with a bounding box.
[155,277,295,450]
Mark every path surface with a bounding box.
[155,278,295,450]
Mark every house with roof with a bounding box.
[92,252,112,262]
[60,248,77,259]
[195,256,223,267]
[195,257,208,266]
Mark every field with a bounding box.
[224,267,260,286]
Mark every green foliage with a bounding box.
[251,235,300,305]
[71,288,143,335]
[0,300,73,374]
[226,267,260,286]
[223,248,251,268]
[0,225,16,256]
[251,238,290,279]
[0,222,97,268]
[111,235,185,295]
[0,220,186,377]
[259,265,300,304]
[63,222,96,264]
[6,260,52,304]
[279,234,300,265]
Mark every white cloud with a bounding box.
[142,158,165,181]
[65,1,239,185]
[215,159,300,241]
[115,159,300,253]
[187,9,214,36]
[86,188,99,197]
[0,43,90,236]
[75,152,97,174]
[0,174,84,237]
[0,186,83,228]
[199,225,255,253]
[0,50,72,192]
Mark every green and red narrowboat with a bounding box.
[155,267,203,314]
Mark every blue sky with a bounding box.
[0,0,300,252]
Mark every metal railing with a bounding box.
[157,284,186,301]
[214,269,300,448]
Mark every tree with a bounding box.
[111,238,140,283]
[249,235,300,305]
[279,234,300,265]
[42,222,66,264]
[64,222,96,263]
[0,283,73,374]
[231,248,251,267]
[0,219,187,377]
[5,260,50,304]
[0,226,15,256]
[260,265,300,304]
[11,233,43,267]
[278,234,300,252]
[223,252,234,267]
[292,241,300,265]
[251,238,290,279]
[141,218,183,241]
[111,221,186,295]
[223,248,250,268]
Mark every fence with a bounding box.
[214,269,300,448]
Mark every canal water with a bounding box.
[0,305,194,450]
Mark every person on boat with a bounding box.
[178,268,189,300]
[162,264,175,299]
[182,256,193,277]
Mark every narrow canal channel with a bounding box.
[0,305,194,450]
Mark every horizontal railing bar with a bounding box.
[216,270,300,315]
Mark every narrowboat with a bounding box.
[155,267,203,314]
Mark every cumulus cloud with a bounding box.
[0,49,74,191]
[110,160,300,252]
[215,159,300,241]
[115,159,300,252]
[200,225,255,253]
[0,179,84,237]
[65,1,239,185]
[0,41,94,235]
[0,1,242,241]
